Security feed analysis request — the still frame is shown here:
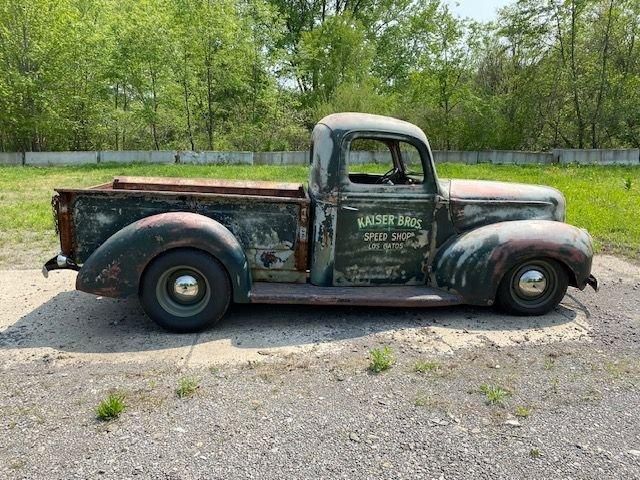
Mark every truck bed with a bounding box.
[54,176,310,283]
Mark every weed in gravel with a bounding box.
[176,377,200,398]
[543,358,555,370]
[9,458,25,470]
[603,360,630,379]
[480,384,511,405]
[413,393,429,407]
[209,366,220,374]
[369,347,394,373]
[256,372,278,383]
[96,393,125,421]
[515,406,531,418]
[530,448,541,458]
[581,388,603,403]
[412,360,439,374]
[245,360,264,369]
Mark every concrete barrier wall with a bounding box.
[179,151,253,165]
[479,150,554,165]
[100,150,177,164]
[553,148,640,165]
[432,150,479,164]
[1,149,638,166]
[25,151,98,166]
[0,152,23,165]
[254,151,307,165]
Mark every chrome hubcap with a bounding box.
[517,269,547,298]
[156,266,210,317]
[173,275,199,302]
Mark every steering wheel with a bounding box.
[378,167,399,185]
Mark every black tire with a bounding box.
[139,249,231,332]
[496,258,568,316]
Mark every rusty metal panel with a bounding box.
[333,193,437,286]
[250,282,462,307]
[447,179,566,232]
[112,176,306,198]
[59,181,310,283]
[308,123,340,286]
[433,220,594,305]
[54,191,75,258]
[76,212,252,302]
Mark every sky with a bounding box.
[445,0,513,22]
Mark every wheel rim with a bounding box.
[509,261,557,309]
[156,266,211,317]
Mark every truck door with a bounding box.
[333,133,439,286]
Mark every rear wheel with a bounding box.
[140,249,231,332]
[496,258,568,316]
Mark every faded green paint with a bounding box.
[77,212,252,302]
[48,112,596,311]
[65,189,306,285]
[432,220,594,305]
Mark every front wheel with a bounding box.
[496,258,568,316]
[140,249,231,332]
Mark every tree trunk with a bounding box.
[569,0,585,149]
[150,70,160,150]
[182,70,195,151]
[591,0,615,148]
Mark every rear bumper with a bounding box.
[42,254,79,278]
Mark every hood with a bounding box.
[445,179,566,232]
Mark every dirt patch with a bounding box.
[3,256,627,367]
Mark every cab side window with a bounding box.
[347,137,424,186]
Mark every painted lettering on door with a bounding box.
[356,214,426,250]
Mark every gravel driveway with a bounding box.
[0,254,639,479]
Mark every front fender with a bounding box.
[76,212,251,302]
[432,220,593,305]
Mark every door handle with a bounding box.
[341,205,359,211]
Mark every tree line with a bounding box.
[0,0,638,152]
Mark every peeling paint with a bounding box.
[50,113,596,312]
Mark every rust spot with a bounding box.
[260,251,279,268]
[95,261,121,284]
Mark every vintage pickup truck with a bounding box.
[44,113,597,332]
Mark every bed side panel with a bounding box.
[67,190,307,282]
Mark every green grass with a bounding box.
[368,346,394,373]
[479,384,511,405]
[0,162,639,259]
[412,360,440,373]
[95,393,126,421]
[515,405,532,418]
[176,377,200,398]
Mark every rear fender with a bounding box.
[432,220,594,305]
[76,212,251,302]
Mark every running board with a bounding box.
[249,282,463,307]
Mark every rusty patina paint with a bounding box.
[432,220,594,305]
[250,282,462,307]
[50,112,596,310]
[76,212,252,302]
[59,178,309,285]
[447,179,566,232]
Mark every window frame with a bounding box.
[339,130,438,194]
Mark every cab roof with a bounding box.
[317,112,427,143]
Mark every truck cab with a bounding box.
[308,113,445,287]
[45,113,597,332]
